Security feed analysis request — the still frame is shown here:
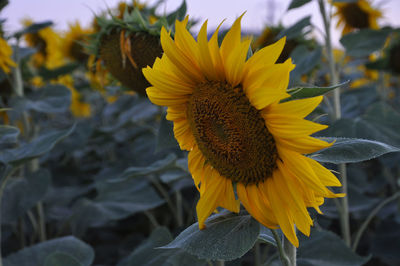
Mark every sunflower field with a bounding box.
[1,0,400,265]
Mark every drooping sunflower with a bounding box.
[0,36,16,73]
[332,0,382,35]
[143,15,344,246]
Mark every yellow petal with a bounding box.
[267,96,323,118]
[146,87,189,107]
[275,136,332,154]
[217,175,240,213]
[196,169,226,229]
[266,177,299,247]
[197,20,218,80]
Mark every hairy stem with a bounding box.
[271,229,290,266]
[318,0,351,247]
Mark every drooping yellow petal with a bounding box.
[217,175,240,213]
[266,177,299,247]
[275,136,332,154]
[196,169,226,229]
[237,183,278,228]
[146,87,189,107]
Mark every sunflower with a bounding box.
[0,36,16,73]
[62,22,92,63]
[143,15,344,246]
[23,19,64,69]
[332,0,382,35]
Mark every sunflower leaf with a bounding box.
[3,236,94,266]
[287,0,312,10]
[0,125,75,166]
[14,21,53,38]
[310,137,400,164]
[0,125,19,146]
[276,16,311,40]
[297,229,370,266]
[282,81,349,102]
[160,212,260,261]
[340,28,392,57]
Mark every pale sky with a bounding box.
[2,0,400,47]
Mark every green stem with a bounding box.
[270,229,290,266]
[283,235,296,266]
[143,210,159,228]
[254,241,261,266]
[175,191,183,227]
[215,260,225,266]
[36,202,47,242]
[318,0,351,247]
[0,167,15,266]
[352,191,400,251]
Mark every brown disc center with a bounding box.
[188,81,278,185]
[342,3,370,29]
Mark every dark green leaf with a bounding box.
[3,236,94,266]
[289,45,322,85]
[0,125,19,145]
[29,84,71,113]
[44,252,82,266]
[156,113,179,151]
[310,137,400,164]
[0,125,75,166]
[14,21,53,38]
[0,0,9,11]
[166,0,187,25]
[70,177,164,235]
[340,29,392,57]
[276,16,311,40]
[118,227,206,266]
[258,226,277,246]
[161,212,260,261]
[38,63,80,81]
[115,153,177,181]
[2,169,51,224]
[283,81,349,102]
[298,230,369,266]
[288,0,312,10]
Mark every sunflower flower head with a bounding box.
[23,19,64,69]
[332,0,382,35]
[62,21,93,63]
[87,1,186,95]
[0,36,16,73]
[252,25,316,64]
[143,14,344,247]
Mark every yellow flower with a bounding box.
[62,22,92,63]
[333,0,382,35]
[0,37,16,73]
[56,75,91,118]
[23,19,64,69]
[143,15,344,247]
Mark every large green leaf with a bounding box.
[283,81,349,102]
[340,28,392,57]
[70,177,164,235]
[310,137,400,164]
[0,125,19,145]
[0,125,75,166]
[3,236,94,266]
[10,84,71,114]
[297,230,369,266]
[118,227,206,266]
[14,21,53,38]
[289,45,322,85]
[277,16,311,40]
[156,113,179,152]
[287,0,312,10]
[44,252,82,266]
[258,226,277,246]
[161,212,260,261]
[2,169,51,224]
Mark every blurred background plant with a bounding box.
[0,0,399,265]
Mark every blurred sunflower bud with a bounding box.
[87,0,187,96]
